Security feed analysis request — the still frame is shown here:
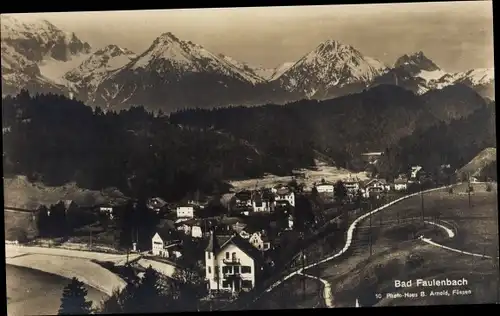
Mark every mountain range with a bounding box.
[1,15,495,112]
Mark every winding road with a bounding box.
[259,182,498,309]
[255,184,459,308]
[420,220,498,260]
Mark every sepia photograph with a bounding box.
[2,1,498,315]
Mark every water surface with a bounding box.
[6,264,108,316]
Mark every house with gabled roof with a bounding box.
[151,220,179,257]
[205,232,265,294]
[251,191,273,212]
[274,186,295,207]
[248,230,272,252]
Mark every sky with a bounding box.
[7,1,495,72]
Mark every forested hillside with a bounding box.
[2,83,492,202]
[2,91,315,201]
[170,84,489,171]
[377,102,496,178]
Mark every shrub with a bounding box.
[486,184,492,192]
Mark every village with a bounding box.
[15,162,456,303]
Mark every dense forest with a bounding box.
[170,84,490,171]
[377,102,496,179]
[2,91,315,201]
[3,83,493,202]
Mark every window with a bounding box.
[231,252,237,260]
[222,280,231,288]
[264,243,270,250]
[233,266,240,274]
[258,244,262,249]
[241,266,251,273]
[207,252,211,259]
[242,280,252,288]
[226,252,230,259]
[222,266,232,274]
[208,266,211,274]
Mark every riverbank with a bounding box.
[6,264,107,316]
[5,244,130,297]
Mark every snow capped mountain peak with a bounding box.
[154,32,183,46]
[394,51,440,72]
[125,32,267,85]
[1,15,91,62]
[95,44,136,58]
[63,44,137,97]
[277,39,388,98]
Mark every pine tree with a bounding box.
[58,277,93,315]
[126,266,165,313]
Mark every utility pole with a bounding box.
[468,173,472,208]
[89,228,92,250]
[369,199,373,257]
[302,250,306,300]
[420,182,425,223]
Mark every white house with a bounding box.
[99,206,114,219]
[251,193,272,212]
[234,191,253,208]
[191,226,203,238]
[275,187,295,207]
[393,179,408,191]
[175,219,206,239]
[316,182,335,193]
[248,230,271,252]
[151,231,174,257]
[365,179,390,192]
[205,233,263,293]
[410,166,423,179]
[344,178,361,195]
[176,206,195,219]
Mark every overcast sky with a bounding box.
[9,1,494,72]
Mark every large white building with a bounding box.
[176,206,195,219]
[205,233,263,293]
[316,182,335,193]
[275,187,295,207]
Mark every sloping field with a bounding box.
[3,175,127,209]
[457,147,496,178]
[228,162,368,191]
[309,182,498,307]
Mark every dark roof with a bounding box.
[205,232,233,252]
[317,182,334,186]
[232,222,247,233]
[219,234,267,266]
[394,179,407,184]
[261,190,274,200]
[219,217,243,225]
[176,218,202,226]
[147,197,168,209]
[235,190,252,201]
[252,193,263,204]
[276,187,291,196]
